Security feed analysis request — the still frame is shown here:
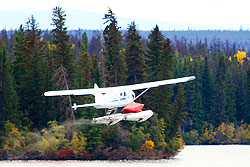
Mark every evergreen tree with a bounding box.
[49,7,77,123]
[13,16,45,128]
[125,22,145,85]
[211,54,228,126]
[51,7,74,81]
[146,25,163,82]
[224,60,236,123]
[189,55,204,131]
[76,32,92,89]
[153,38,174,120]
[91,53,102,87]
[144,25,163,109]
[75,32,103,152]
[25,16,46,127]
[181,56,196,131]
[13,25,27,116]
[244,64,250,123]
[169,84,187,138]
[234,59,246,122]
[103,8,126,86]
[0,40,21,127]
[201,56,214,123]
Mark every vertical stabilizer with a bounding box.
[94,83,100,103]
[94,83,99,89]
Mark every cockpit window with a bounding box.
[124,92,126,96]
[120,93,122,96]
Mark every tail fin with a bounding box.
[94,83,101,103]
[94,83,99,89]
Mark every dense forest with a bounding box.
[1,7,250,160]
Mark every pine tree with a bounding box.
[224,60,236,123]
[125,22,145,85]
[25,16,46,127]
[103,8,127,86]
[91,53,102,87]
[181,56,196,131]
[51,6,74,81]
[13,25,27,115]
[211,54,227,126]
[146,25,163,82]
[75,32,97,119]
[0,40,21,127]
[76,32,92,89]
[186,55,204,131]
[201,56,214,123]
[169,84,187,139]
[75,33,103,152]
[144,25,163,109]
[13,16,46,128]
[244,64,250,123]
[233,58,246,122]
[153,38,174,122]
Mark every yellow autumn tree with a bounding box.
[69,131,87,155]
[1,121,26,156]
[200,124,216,144]
[145,140,155,150]
[139,139,155,156]
[37,121,69,155]
[216,122,235,144]
[231,50,249,65]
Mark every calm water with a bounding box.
[1,145,250,167]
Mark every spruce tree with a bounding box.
[224,60,236,123]
[169,84,187,139]
[146,25,163,82]
[75,33,103,152]
[144,25,163,109]
[125,22,145,85]
[153,38,174,121]
[0,40,21,127]
[234,59,246,122]
[244,64,250,123]
[181,56,195,131]
[25,16,46,127]
[201,56,214,123]
[13,25,27,116]
[103,8,126,86]
[91,53,102,87]
[13,16,46,128]
[51,7,74,81]
[211,54,227,126]
[191,55,204,131]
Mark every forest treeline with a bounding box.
[0,7,250,160]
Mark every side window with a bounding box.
[120,93,122,96]
[124,92,126,96]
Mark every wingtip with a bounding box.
[190,76,196,80]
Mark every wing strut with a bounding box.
[134,88,150,102]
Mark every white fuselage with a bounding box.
[94,88,135,109]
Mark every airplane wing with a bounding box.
[44,76,195,96]
[118,76,196,91]
[44,88,95,96]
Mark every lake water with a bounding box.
[1,145,250,167]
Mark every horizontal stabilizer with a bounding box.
[72,103,100,110]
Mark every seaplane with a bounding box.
[44,76,195,125]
